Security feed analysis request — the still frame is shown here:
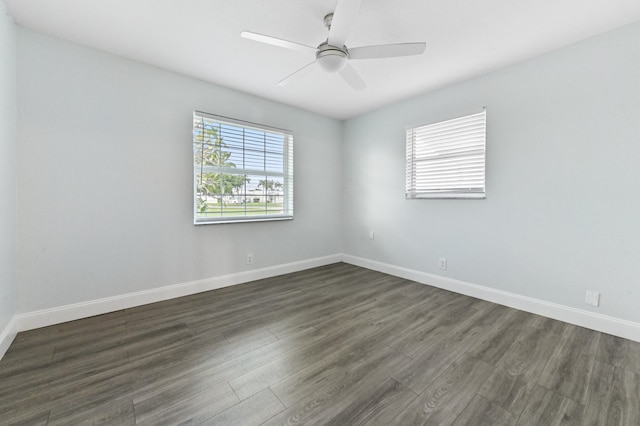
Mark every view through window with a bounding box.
[193,111,293,224]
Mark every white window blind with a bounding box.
[406,110,486,199]
[193,111,293,224]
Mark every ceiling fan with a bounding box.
[241,0,426,91]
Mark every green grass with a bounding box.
[198,202,284,217]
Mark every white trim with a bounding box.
[6,251,640,362]
[342,254,640,343]
[15,254,341,333]
[0,316,18,359]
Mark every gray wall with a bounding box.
[15,29,343,313]
[10,19,640,328]
[342,22,640,322]
[0,3,16,333]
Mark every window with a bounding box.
[406,109,486,199]
[193,111,293,224]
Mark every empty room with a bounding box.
[1,0,640,424]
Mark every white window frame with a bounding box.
[406,109,486,199]
[193,111,293,224]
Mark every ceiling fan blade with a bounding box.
[339,63,366,91]
[349,42,426,60]
[327,0,362,47]
[278,61,318,87]
[241,31,316,54]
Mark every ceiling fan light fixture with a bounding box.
[316,47,348,73]
[242,0,426,89]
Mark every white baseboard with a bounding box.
[15,254,342,333]
[342,254,640,343]
[0,316,18,360]
[6,252,640,360]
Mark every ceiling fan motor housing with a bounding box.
[316,42,348,73]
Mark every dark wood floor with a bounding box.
[1,263,639,425]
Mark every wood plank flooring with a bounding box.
[1,263,639,425]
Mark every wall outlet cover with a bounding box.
[585,290,600,307]
[439,258,447,270]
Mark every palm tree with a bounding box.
[194,121,236,212]
[257,179,275,203]
[273,181,284,203]
[230,175,250,201]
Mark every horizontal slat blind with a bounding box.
[406,110,486,199]
[194,111,293,224]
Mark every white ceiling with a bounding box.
[5,0,640,120]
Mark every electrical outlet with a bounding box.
[246,253,254,265]
[439,258,447,270]
[585,290,600,307]
[369,231,375,240]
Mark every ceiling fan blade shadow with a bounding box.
[327,0,362,47]
[278,61,318,86]
[339,63,366,91]
[349,42,426,59]
[241,31,316,54]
